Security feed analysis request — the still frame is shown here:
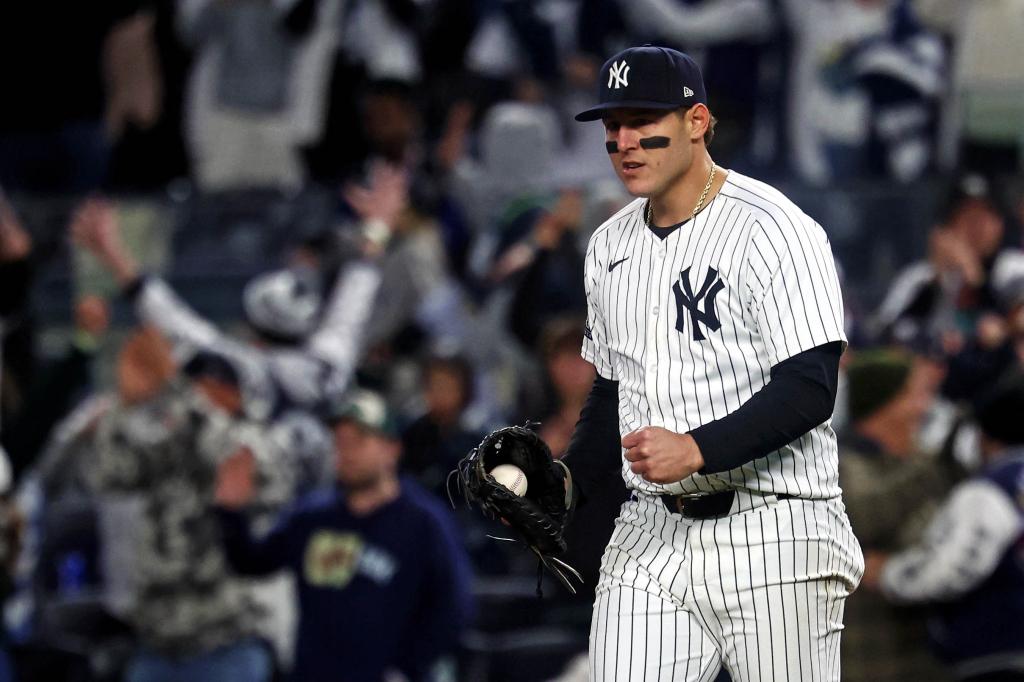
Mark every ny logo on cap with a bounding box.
[684,87,694,97]
[608,60,630,89]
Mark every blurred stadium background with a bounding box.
[1,1,1023,681]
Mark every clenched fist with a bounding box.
[622,426,704,484]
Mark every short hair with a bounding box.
[677,106,717,146]
[704,113,718,146]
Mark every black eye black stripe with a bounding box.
[606,137,672,155]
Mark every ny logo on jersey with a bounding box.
[673,266,725,341]
[608,60,630,89]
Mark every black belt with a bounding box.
[658,490,796,519]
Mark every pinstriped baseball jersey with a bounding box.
[582,170,847,499]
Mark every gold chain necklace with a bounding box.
[646,163,717,227]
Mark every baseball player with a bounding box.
[565,46,865,681]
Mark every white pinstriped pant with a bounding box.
[590,491,864,682]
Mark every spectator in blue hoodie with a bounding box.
[214,387,475,682]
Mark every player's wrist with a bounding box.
[683,431,709,473]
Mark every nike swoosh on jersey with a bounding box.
[608,257,630,273]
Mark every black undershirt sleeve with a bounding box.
[561,374,621,505]
[690,341,844,474]
[561,341,842,497]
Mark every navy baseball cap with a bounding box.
[575,46,708,122]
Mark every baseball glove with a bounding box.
[452,424,582,595]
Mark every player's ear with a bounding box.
[686,104,711,143]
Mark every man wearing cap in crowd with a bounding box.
[839,348,963,682]
[213,387,475,682]
[867,370,1024,682]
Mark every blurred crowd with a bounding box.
[1,0,1024,681]
[2,0,1024,196]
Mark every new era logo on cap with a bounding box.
[575,45,708,122]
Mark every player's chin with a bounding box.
[617,180,650,198]
[617,174,656,198]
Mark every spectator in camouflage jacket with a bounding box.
[92,329,274,682]
[839,348,965,682]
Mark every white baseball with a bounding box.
[490,464,528,497]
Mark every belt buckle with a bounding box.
[674,492,710,515]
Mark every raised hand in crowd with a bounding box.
[534,188,584,249]
[490,188,583,282]
[929,226,984,288]
[115,326,176,406]
[104,11,162,140]
[70,198,139,287]
[214,447,257,511]
[433,101,474,173]
[342,161,410,257]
